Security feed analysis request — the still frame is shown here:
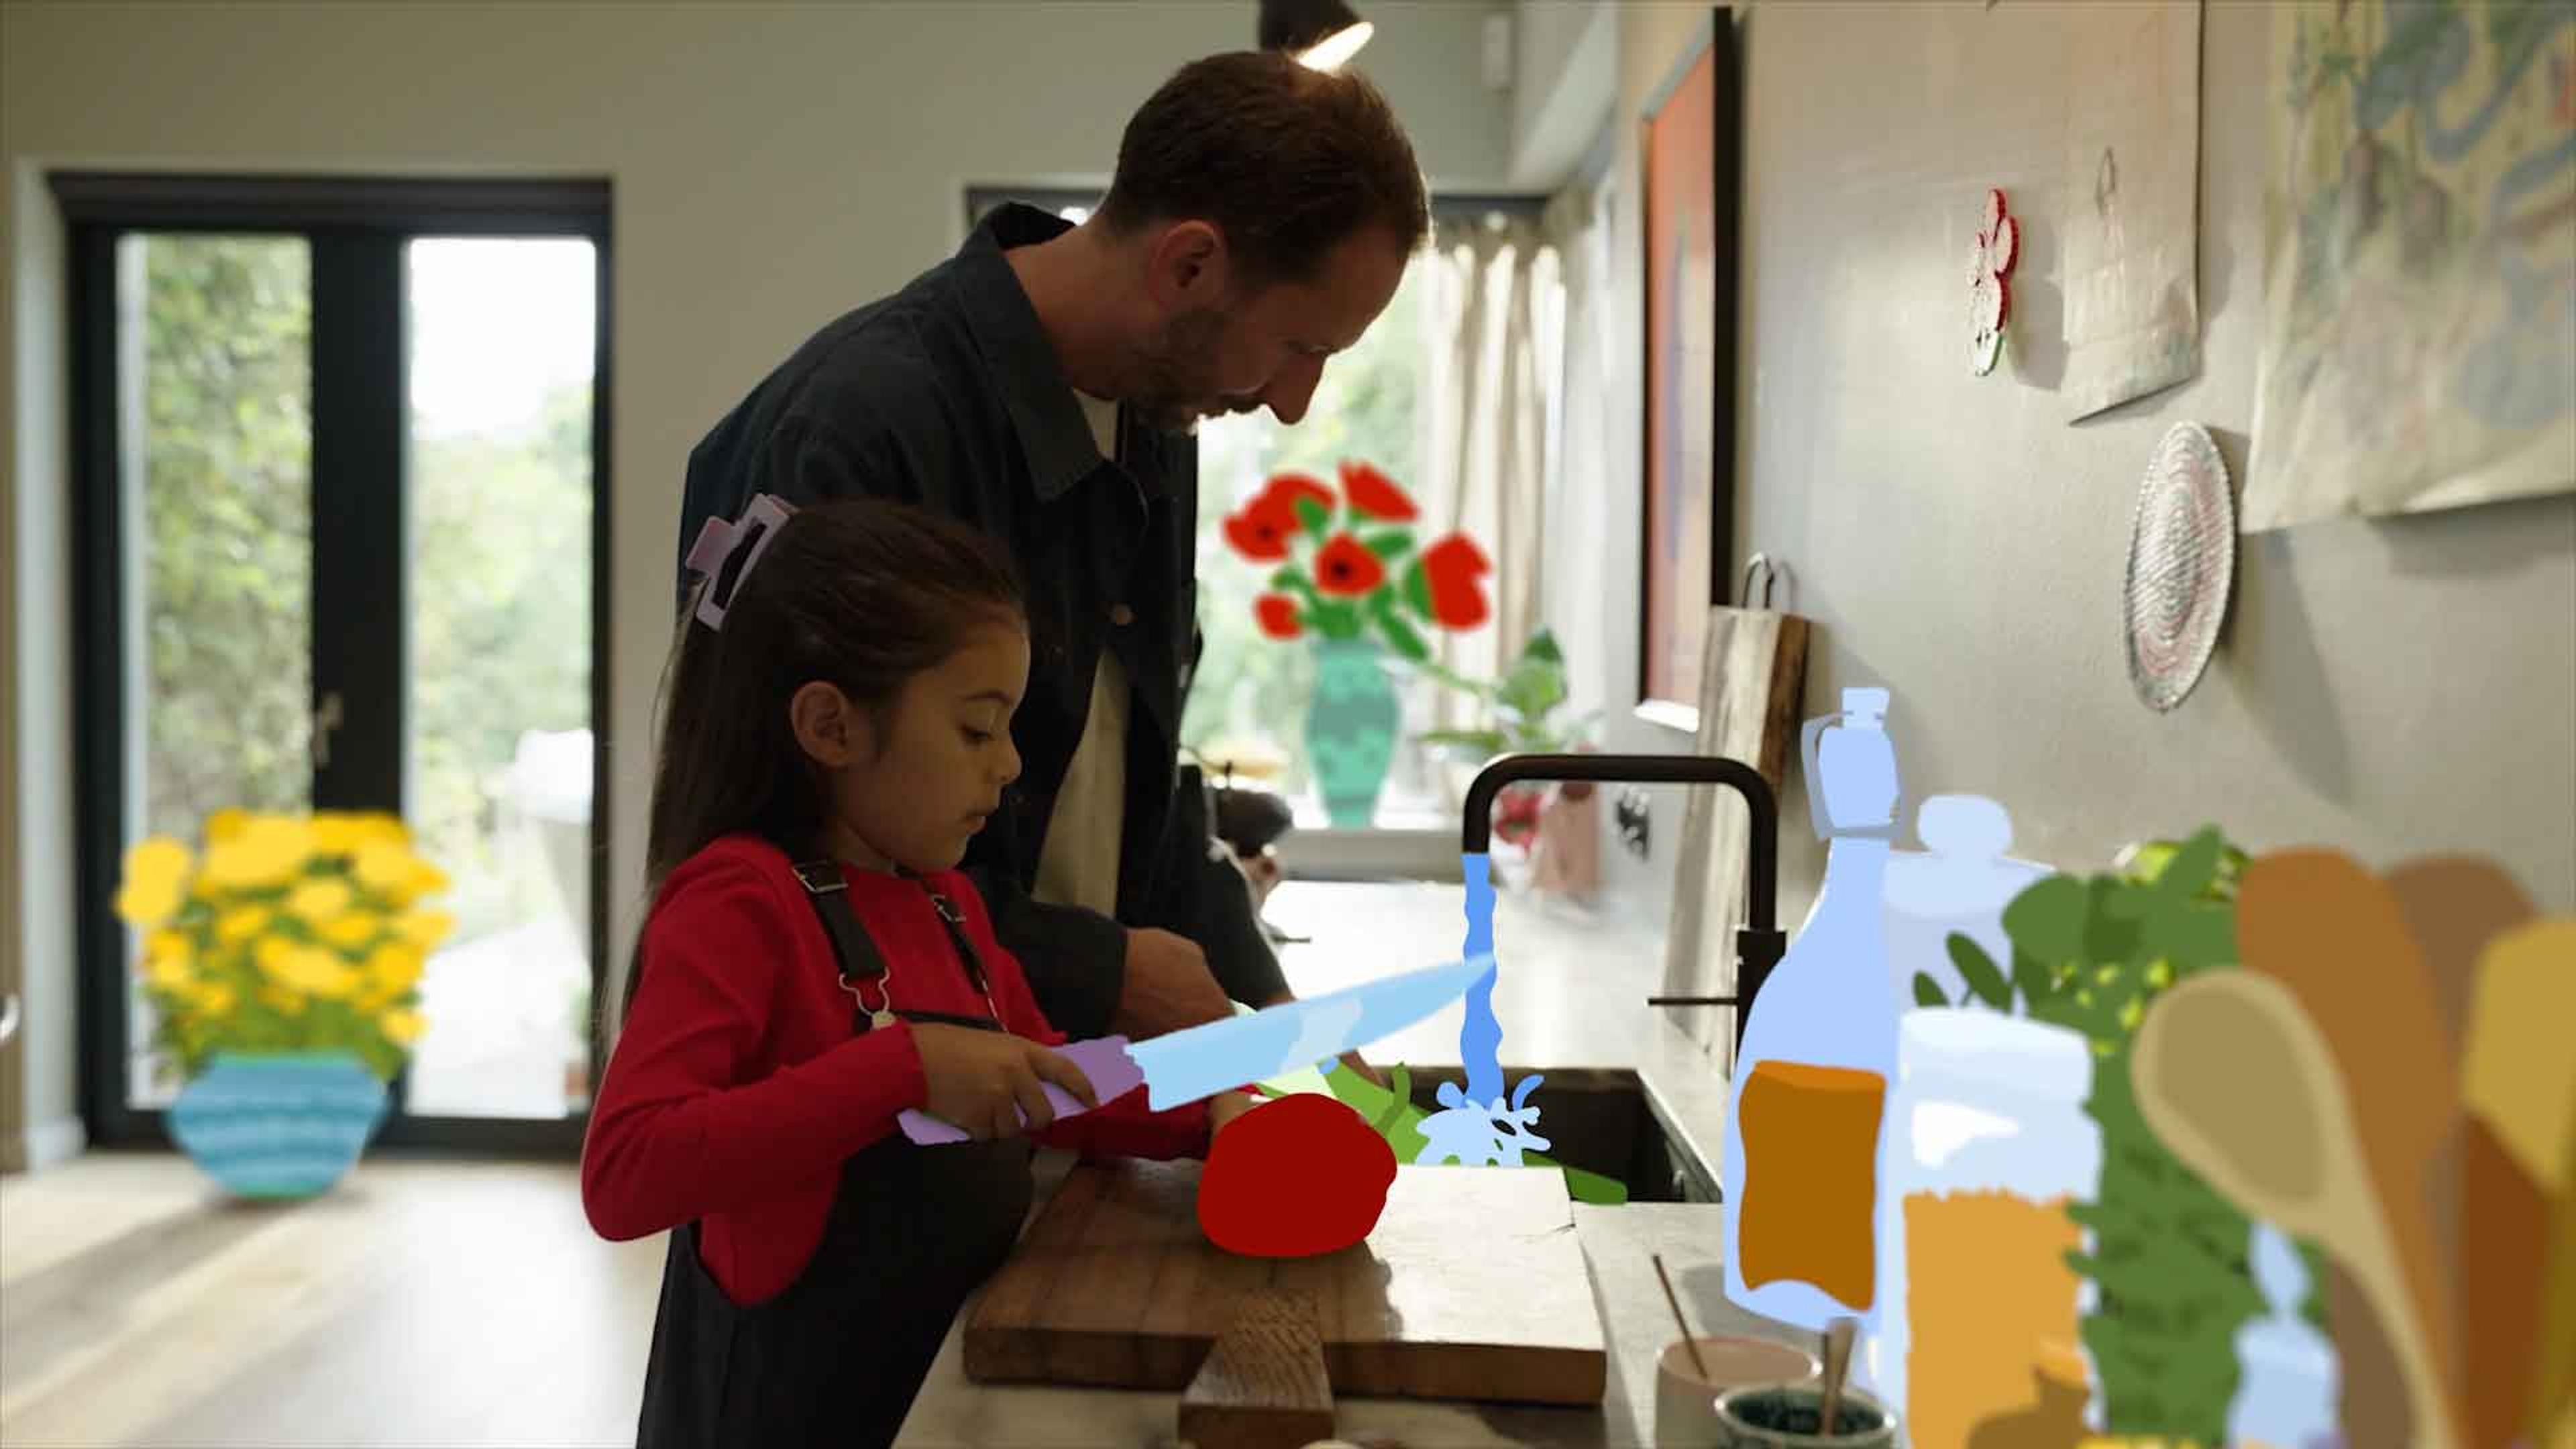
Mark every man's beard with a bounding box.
[1128,306,1246,435]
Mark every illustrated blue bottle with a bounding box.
[1719,686,1902,1335]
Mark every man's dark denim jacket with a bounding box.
[676,203,1287,1038]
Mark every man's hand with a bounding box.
[1112,928,1234,1038]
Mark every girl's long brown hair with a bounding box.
[612,496,1024,1031]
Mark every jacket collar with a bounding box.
[953,202,1116,504]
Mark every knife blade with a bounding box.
[897,953,1493,1143]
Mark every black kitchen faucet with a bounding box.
[1461,753,1787,1055]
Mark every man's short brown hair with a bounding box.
[1099,51,1432,288]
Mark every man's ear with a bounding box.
[1142,219,1230,311]
[788,681,871,767]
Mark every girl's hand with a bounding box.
[911,1023,1098,1140]
[1209,1089,1263,1136]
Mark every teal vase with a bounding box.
[166,1051,390,1199]
[1306,636,1400,828]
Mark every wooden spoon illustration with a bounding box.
[2387,857,2540,1449]
[2233,850,2460,1418]
[2461,918,2576,1444]
[2129,969,2461,1449]
[2385,855,2536,1061]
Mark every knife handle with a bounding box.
[898,1034,1146,1146]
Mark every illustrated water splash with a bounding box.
[1421,850,1548,1167]
[1415,1075,1552,1167]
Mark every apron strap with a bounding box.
[788,856,1003,1034]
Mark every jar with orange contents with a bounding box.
[1868,1008,2102,1449]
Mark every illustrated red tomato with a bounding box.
[1197,1093,1397,1258]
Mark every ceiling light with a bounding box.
[1258,0,1373,72]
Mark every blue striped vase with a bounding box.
[166,1052,391,1199]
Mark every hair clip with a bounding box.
[684,492,797,631]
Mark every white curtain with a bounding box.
[1539,169,1619,745]
[1413,213,1564,810]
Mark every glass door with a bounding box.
[62,176,611,1152]
[105,232,318,1112]
[399,237,599,1121]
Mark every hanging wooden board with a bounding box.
[1661,557,1812,1069]
[963,1160,1607,1407]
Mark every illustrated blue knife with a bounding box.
[898,953,1493,1144]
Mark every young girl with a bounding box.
[582,494,1258,1448]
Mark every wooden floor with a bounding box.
[0,1150,666,1448]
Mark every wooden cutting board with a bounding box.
[963,1161,1608,1407]
[1662,559,1811,1066]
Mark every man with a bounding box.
[674,52,1430,1063]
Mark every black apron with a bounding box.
[635,859,1035,1449]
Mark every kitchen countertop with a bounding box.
[897,879,1786,1448]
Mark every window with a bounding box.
[57,174,612,1152]
[962,189,1511,839]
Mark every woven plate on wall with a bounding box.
[2124,422,2235,712]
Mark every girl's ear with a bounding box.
[788,681,871,767]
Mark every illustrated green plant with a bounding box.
[1916,826,2321,1443]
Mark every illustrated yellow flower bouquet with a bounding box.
[116,809,456,1085]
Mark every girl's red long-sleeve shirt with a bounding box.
[581,835,1210,1305]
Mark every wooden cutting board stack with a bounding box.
[1662,555,1812,1068]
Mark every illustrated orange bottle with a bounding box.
[1719,687,1901,1332]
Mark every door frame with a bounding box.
[54,172,614,1155]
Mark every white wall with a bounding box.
[1509,0,1616,190]
[1572,2,2575,959]
[0,0,1513,1168]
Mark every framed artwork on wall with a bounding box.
[1636,7,1743,732]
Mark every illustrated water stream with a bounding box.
[1407,851,1552,1167]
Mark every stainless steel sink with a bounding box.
[1393,1064,1716,1205]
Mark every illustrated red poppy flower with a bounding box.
[1419,533,1491,629]
[1254,594,1304,640]
[1224,508,1293,562]
[1260,472,1336,526]
[1313,533,1385,597]
[1340,461,1417,522]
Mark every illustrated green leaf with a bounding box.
[2002,875,2088,964]
[1362,529,1415,561]
[2149,825,2226,904]
[1293,496,1332,541]
[1912,972,1951,1008]
[1947,932,2013,1010]
[1403,556,1434,619]
[2141,899,2238,970]
[1371,594,1430,663]
[2010,945,2057,1010]
[1269,567,1319,601]
[1373,1064,1413,1134]
[1309,601,1363,639]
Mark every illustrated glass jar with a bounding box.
[1871,1009,2102,1448]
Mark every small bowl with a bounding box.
[1710,1381,1897,1448]
[1654,1336,1820,1447]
